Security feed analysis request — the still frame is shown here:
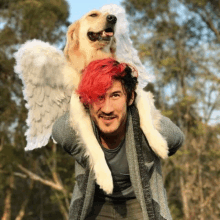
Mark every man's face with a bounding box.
[89,80,134,137]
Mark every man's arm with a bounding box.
[52,113,87,166]
[158,116,185,156]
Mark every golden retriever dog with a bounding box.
[63,10,118,194]
[15,5,168,195]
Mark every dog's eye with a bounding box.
[89,13,98,17]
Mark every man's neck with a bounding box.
[100,133,125,150]
[99,120,126,150]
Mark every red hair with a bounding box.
[77,58,129,104]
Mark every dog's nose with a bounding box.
[107,15,117,24]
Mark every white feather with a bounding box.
[100,5,168,158]
[100,4,154,88]
[14,39,71,150]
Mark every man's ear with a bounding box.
[128,91,135,106]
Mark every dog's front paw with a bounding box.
[93,159,113,195]
[147,130,169,159]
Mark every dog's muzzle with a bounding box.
[106,15,117,24]
[87,14,117,42]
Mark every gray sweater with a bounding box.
[52,105,184,220]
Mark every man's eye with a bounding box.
[112,93,120,98]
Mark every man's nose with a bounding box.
[101,98,114,114]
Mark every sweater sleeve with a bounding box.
[52,113,87,167]
[158,116,185,156]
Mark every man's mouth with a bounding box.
[99,115,116,121]
[87,28,114,42]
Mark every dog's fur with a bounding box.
[63,10,118,194]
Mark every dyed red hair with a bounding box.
[77,58,132,104]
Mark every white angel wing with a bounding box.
[100,4,153,88]
[101,5,169,159]
[14,39,71,150]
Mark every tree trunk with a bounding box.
[15,179,34,220]
[55,192,69,220]
[2,175,14,220]
[180,175,190,220]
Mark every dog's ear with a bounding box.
[64,21,80,59]
[110,37,116,55]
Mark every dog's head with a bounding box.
[84,10,116,43]
[64,10,117,69]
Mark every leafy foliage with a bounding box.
[123,0,220,219]
[0,0,73,219]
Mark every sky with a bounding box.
[66,0,123,23]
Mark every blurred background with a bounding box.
[0,0,219,219]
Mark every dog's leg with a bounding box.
[135,88,169,159]
[69,92,113,194]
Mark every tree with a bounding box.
[122,0,220,219]
[0,0,76,219]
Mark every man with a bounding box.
[52,58,184,220]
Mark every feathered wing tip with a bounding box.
[14,39,64,75]
[100,4,154,88]
[14,39,70,151]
